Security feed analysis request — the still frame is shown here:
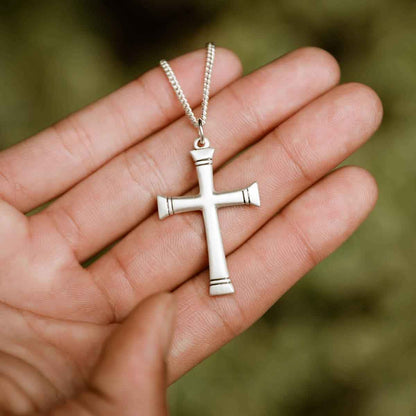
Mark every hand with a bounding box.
[0,47,382,414]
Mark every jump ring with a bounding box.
[198,118,205,145]
[193,136,210,149]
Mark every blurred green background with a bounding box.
[1,0,416,414]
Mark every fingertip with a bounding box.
[126,292,176,357]
[336,166,379,214]
[293,82,383,154]
[249,46,341,121]
[310,166,379,240]
[342,82,384,131]
[138,292,176,319]
[215,46,244,78]
[284,166,379,261]
[291,46,341,88]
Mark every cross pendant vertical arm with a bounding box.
[157,146,260,296]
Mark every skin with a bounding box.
[0,46,382,415]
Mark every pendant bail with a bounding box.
[198,118,205,144]
[194,118,210,149]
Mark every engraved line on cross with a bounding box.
[157,147,260,296]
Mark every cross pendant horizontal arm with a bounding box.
[157,147,260,296]
[159,186,259,217]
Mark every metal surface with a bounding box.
[157,146,260,296]
[160,43,215,128]
[197,118,207,147]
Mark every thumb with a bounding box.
[56,293,176,416]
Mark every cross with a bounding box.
[157,145,260,296]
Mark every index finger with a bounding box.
[0,47,242,212]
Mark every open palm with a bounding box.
[0,47,382,414]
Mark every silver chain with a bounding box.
[160,43,215,140]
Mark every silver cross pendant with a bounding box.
[157,139,260,296]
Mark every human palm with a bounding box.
[0,47,382,414]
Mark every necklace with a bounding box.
[157,43,260,296]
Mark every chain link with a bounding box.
[160,43,215,129]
